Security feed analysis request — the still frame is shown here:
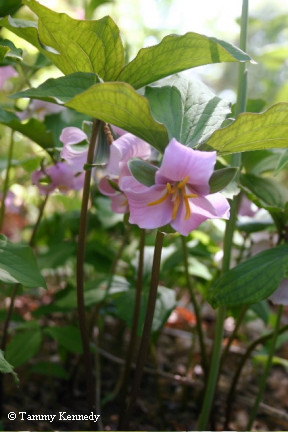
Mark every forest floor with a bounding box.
[2,294,288,431]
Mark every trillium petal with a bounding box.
[60,127,88,146]
[99,177,128,213]
[121,178,172,229]
[156,138,216,195]
[172,193,230,236]
[107,133,151,176]
[60,127,88,173]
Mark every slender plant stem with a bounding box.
[181,236,208,377]
[118,229,146,429]
[76,119,101,413]
[0,130,15,230]
[196,2,249,428]
[224,322,288,428]
[121,230,164,429]
[246,304,284,430]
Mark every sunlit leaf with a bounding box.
[117,32,252,89]
[145,75,231,147]
[11,72,100,103]
[207,103,288,154]
[208,244,288,307]
[65,82,169,152]
[22,0,124,78]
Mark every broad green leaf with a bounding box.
[0,235,46,288]
[145,75,231,147]
[0,108,54,153]
[23,0,124,78]
[0,16,41,51]
[11,72,100,103]
[44,326,82,353]
[240,173,288,210]
[128,159,157,186]
[209,167,238,194]
[0,350,19,384]
[207,103,288,154]
[66,82,169,152]
[208,244,288,307]
[117,32,252,89]
[5,328,42,367]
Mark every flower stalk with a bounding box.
[76,119,102,413]
[120,230,164,429]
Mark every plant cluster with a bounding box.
[0,0,288,430]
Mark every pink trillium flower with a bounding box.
[32,162,84,195]
[120,138,230,236]
[60,127,88,173]
[0,66,18,89]
[98,133,151,213]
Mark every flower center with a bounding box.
[148,175,197,220]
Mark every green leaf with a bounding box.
[0,108,54,153]
[208,244,288,308]
[209,167,238,194]
[0,235,46,288]
[128,159,157,186]
[11,72,100,103]
[0,16,41,52]
[5,328,42,368]
[240,173,288,210]
[112,285,176,335]
[66,82,169,152]
[207,103,288,154]
[0,0,22,16]
[117,32,252,89]
[0,350,19,384]
[274,149,288,175]
[145,75,231,147]
[44,326,82,353]
[0,39,22,61]
[29,361,68,379]
[23,0,124,78]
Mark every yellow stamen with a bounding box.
[147,177,197,221]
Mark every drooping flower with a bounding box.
[98,133,151,213]
[120,138,230,236]
[60,127,89,173]
[17,99,64,121]
[0,66,18,89]
[31,162,84,195]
